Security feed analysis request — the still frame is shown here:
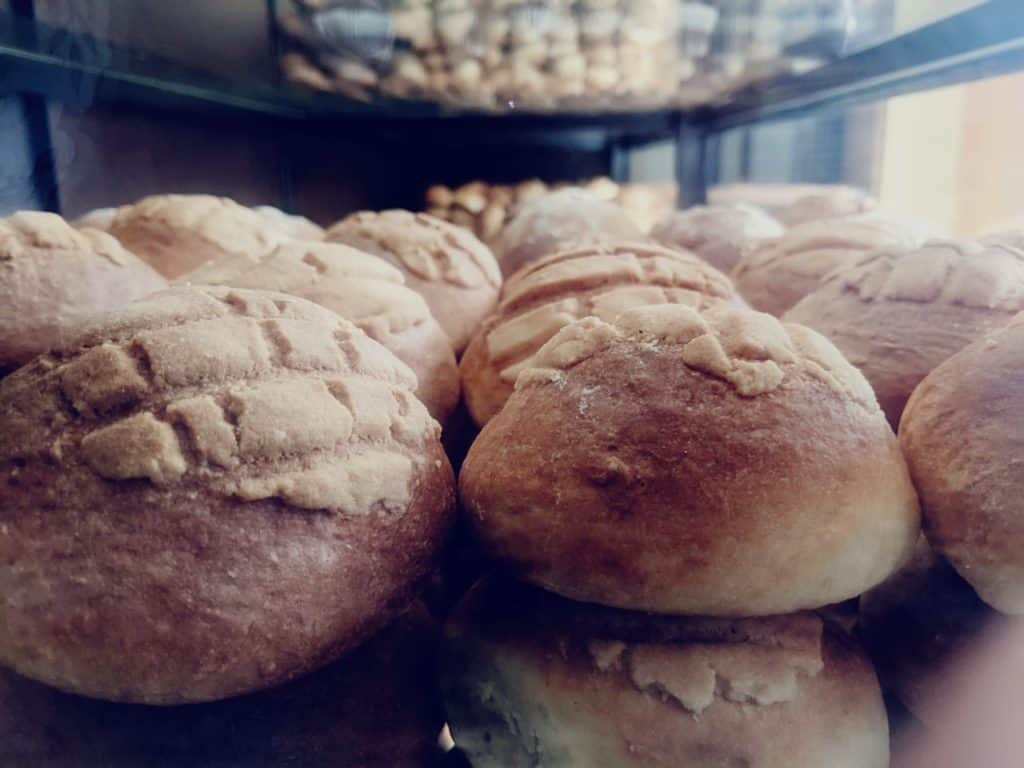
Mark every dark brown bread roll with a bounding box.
[0,211,166,376]
[0,286,455,703]
[324,210,501,353]
[860,538,1002,725]
[443,578,890,768]
[460,303,920,615]
[0,603,445,768]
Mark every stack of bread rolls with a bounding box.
[5,184,1024,765]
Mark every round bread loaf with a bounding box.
[324,210,501,353]
[859,538,1000,725]
[459,242,736,427]
[253,205,325,241]
[0,285,454,703]
[492,188,645,278]
[785,239,1024,426]
[0,211,167,376]
[181,240,459,425]
[443,578,890,768]
[460,303,920,615]
[900,314,1024,614]
[108,194,284,279]
[732,214,924,316]
[709,183,876,226]
[0,603,444,767]
[651,203,785,273]
[72,206,121,231]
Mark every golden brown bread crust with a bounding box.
[443,577,889,768]
[859,537,1002,725]
[460,303,920,615]
[179,240,460,425]
[0,211,167,376]
[0,286,455,703]
[785,239,1024,426]
[324,210,501,353]
[492,188,645,278]
[108,195,284,279]
[899,314,1024,613]
[651,203,784,273]
[459,242,737,426]
[0,603,445,767]
[732,214,924,316]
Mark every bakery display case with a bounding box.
[2,1,1024,767]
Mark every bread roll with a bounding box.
[651,203,784,273]
[900,314,1024,614]
[253,205,325,241]
[72,206,121,231]
[325,210,501,353]
[785,239,1024,426]
[460,242,735,427]
[443,577,890,768]
[108,195,284,279]
[492,188,645,278]
[860,538,1001,725]
[0,603,444,768]
[0,211,166,376]
[460,303,920,615]
[732,214,924,316]
[708,183,876,226]
[0,286,454,703]
[180,241,459,425]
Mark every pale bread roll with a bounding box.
[325,210,501,353]
[651,202,784,273]
[732,214,925,316]
[109,194,285,279]
[443,578,890,768]
[493,188,645,278]
[785,239,1024,426]
[0,211,166,375]
[181,240,459,424]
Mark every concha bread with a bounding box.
[460,303,920,615]
[181,240,459,424]
[253,205,325,241]
[443,578,889,768]
[900,314,1024,614]
[859,538,1001,726]
[108,194,285,279]
[72,206,121,231]
[492,188,645,278]
[459,242,737,427]
[709,182,876,226]
[785,239,1024,426]
[0,211,167,375]
[324,210,501,353]
[651,203,784,273]
[0,285,454,703]
[732,214,925,316]
[0,603,444,768]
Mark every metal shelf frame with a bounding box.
[1,0,1023,211]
